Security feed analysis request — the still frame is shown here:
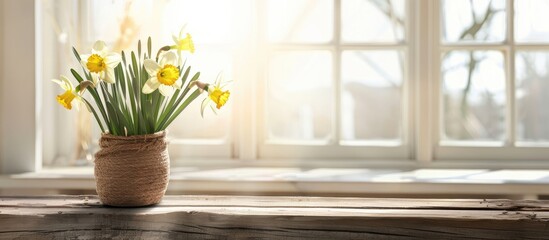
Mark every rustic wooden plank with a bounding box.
[1,196,549,239]
[2,195,549,210]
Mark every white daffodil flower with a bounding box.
[80,41,121,85]
[52,75,83,111]
[142,52,182,97]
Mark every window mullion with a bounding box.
[333,0,342,146]
[416,0,437,163]
[440,45,508,51]
[506,0,516,146]
[405,0,414,160]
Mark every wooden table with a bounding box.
[1,196,548,239]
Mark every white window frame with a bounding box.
[5,0,549,175]
[430,0,549,162]
[256,0,414,160]
[0,0,41,174]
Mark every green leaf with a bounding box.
[105,101,120,135]
[158,89,202,130]
[121,50,127,66]
[138,40,142,58]
[72,47,82,62]
[125,64,138,130]
[147,36,152,59]
[115,65,126,99]
[70,69,84,83]
[99,82,117,133]
[131,52,139,81]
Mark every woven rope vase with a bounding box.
[94,131,169,207]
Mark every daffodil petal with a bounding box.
[51,79,63,85]
[142,77,161,94]
[159,84,175,97]
[90,73,97,85]
[200,97,211,118]
[52,79,68,91]
[177,50,183,66]
[160,52,177,67]
[92,40,106,54]
[52,78,72,91]
[172,35,179,44]
[60,75,74,91]
[144,59,160,76]
[104,69,115,84]
[105,53,121,69]
[215,72,224,86]
[80,54,91,62]
[80,54,90,69]
[174,79,182,89]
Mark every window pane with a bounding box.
[267,0,333,43]
[441,51,506,141]
[516,51,549,142]
[341,51,403,142]
[515,0,549,43]
[441,0,506,43]
[87,0,247,46]
[267,51,333,141]
[162,0,247,45]
[341,0,405,43]
[86,0,147,43]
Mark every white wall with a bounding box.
[0,0,4,174]
[0,0,37,174]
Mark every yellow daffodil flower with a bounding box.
[142,52,182,97]
[171,27,195,65]
[172,33,194,53]
[192,73,231,117]
[208,86,230,109]
[52,75,83,111]
[80,41,121,85]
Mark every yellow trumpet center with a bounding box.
[86,54,106,73]
[56,90,77,110]
[174,33,195,54]
[209,86,230,109]
[157,64,180,86]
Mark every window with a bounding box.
[433,0,549,160]
[258,0,411,159]
[40,0,251,166]
[29,0,549,171]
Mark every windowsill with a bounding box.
[2,166,549,198]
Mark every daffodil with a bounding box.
[171,27,195,65]
[208,86,230,109]
[192,74,230,117]
[80,40,121,85]
[52,75,83,111]
[142,52,182,96]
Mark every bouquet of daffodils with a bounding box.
[53,32,230,136]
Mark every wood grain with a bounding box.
[1,195,549,239]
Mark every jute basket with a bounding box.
[94,131,169,207]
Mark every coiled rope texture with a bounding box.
[94,131,169,207]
